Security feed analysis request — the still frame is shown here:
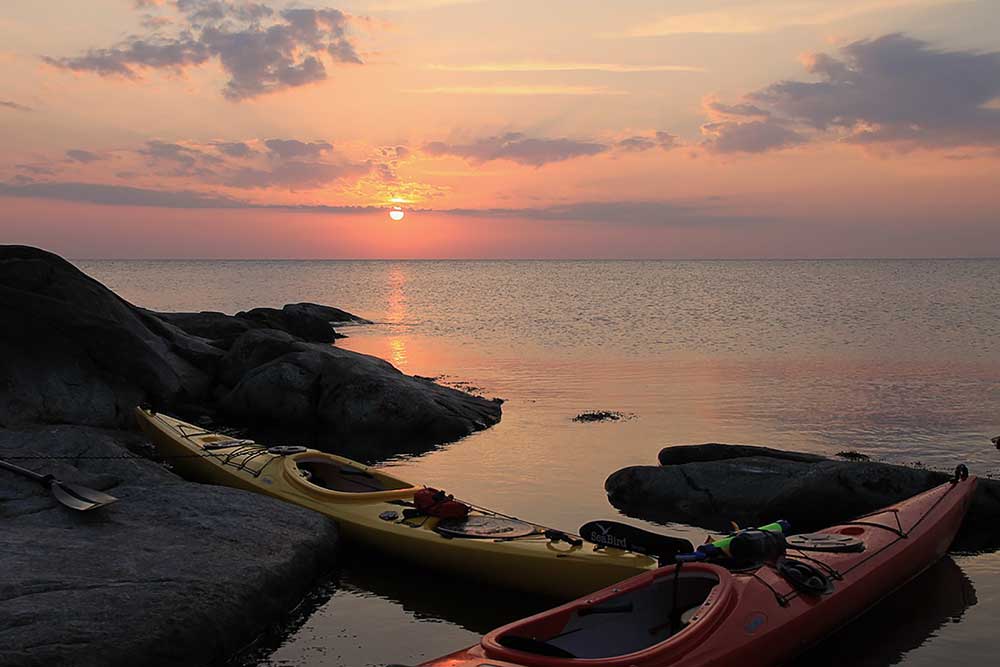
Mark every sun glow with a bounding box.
[389,206,405,221]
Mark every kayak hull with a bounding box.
[135,408,657,599]
[421,474,976,667]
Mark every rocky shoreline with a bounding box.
[0,245,502,666]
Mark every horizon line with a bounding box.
[68,256,1000,262]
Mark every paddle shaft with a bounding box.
[0,458,50,484]
[0,458,118,510]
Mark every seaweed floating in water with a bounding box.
[836,450,871,461]
[572,410,635,423]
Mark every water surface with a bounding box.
[78,259,1000,666]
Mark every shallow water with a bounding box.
[77,259,1000,666]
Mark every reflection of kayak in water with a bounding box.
[136,408,657,600]
[419,473,976,667]
[792,554,977,667]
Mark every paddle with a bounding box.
[0,458,118,511]
[579,520,694,563]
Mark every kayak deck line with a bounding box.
[134,407,660,599]
[148,411,285,477]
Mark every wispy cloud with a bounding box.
[7,134,401,194]
[128,137,376,189]
[625,0,960,37]
[0,181,243,208]
[0,99,34,112]
[426,62,705,73]
[424,132,607,166]
[404,85,626,95]
[422,130,679,165]
[617,132,678,152]
[66,149,104,163]
[348,0,482,10]
[436,200,767,227]
[0,179,398,214]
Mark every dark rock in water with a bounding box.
[0,245,501,453]
[573,410,633,423]
[218,332,502,451]
[282,302,372,325]
[0,246,218,428]
[0,426,338,667]
[657,443,824,465]
[607,443,1000,550]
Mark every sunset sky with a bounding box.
[1,0,999,258]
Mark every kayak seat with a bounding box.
[503,571,720,660]
[294,457,411,493]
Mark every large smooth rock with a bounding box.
[0,426,338,667]
[218,331,502,454]
[606,444,1000,549]
[0,246,218,428]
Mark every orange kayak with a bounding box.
[418,472,975,667]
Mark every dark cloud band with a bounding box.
[0,181,760,228]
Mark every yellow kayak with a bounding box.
[135,408,657,599]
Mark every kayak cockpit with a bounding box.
[293,456,413,494]
[490,569,723,660]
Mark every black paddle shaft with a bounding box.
[0,458,51,484]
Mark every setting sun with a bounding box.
[389,206,405,222]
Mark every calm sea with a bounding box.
[77,259,1000,667]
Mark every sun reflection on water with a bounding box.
[386,265,409,368]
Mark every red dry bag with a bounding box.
[413,487,471,519]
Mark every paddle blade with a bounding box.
[580,520,694,560]
[51,481,118,511]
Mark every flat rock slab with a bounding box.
[606,443,1000,550]
[0,426,339,667]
